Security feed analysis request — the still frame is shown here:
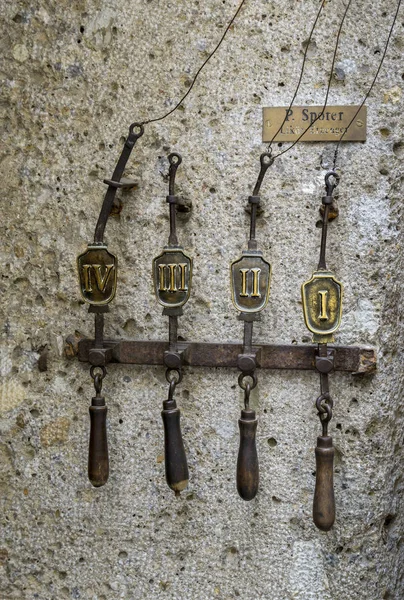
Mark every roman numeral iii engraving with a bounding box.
[158,263,188,292]
[239,268,262,298]
[318,290,329,321]
[82,264,115,293]
[153,249,192,308]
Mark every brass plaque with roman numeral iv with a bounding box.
[231,251,271,313]
[77,245,117,305]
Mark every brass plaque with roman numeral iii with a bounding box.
[153,248,192,308]
[77,245,117,305]
[301,270,343,343]
[231,251,271,313]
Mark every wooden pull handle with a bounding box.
[161,399,189,495]
[237,409,259,501]
[313,436,335,531]
[88,398,109,487]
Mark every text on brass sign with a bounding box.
[262,105,367,142]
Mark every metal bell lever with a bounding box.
[161,373,189,496]
[77,122,145,485]
[152,152,192,495]
[231,152,274,501]
[88,366,109,487]
[301,171,342,531]
[237,378,259,500]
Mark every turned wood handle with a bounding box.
[161,399,189,495]
[237,409,259,501]
[313,436,335,531]
[88,398,109,487]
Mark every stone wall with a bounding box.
[1,0,403,598]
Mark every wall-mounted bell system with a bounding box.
[71,133,376,531]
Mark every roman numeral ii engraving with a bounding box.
[239,268,261,298]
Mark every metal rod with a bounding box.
[168,202,178,246]
[318,204,330,270]
[169,316,178,348]
[249,204,257,244]
[243,321,253,354]
[94,123,144,243]
[94,314,104,349]
[77,339,376,373]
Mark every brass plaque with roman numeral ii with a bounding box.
[301,270,343,343]
[231,251,271,313]
[77,245,117,305]
[153,248,192,308]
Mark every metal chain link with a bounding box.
[90,365,107,396]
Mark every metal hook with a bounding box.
[252,152,274,196]
[324,171,340,196]
[165,368,183,385]
[238,371,258,391]
[244,382,251,410]
[128,122,145,139]
[168,153,183,167]
[168,152,182,196]
[168,378,177,401]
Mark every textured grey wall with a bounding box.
[1,0,403,599]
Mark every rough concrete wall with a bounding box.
[0,0,403,599]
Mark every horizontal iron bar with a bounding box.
[77,339,376,374]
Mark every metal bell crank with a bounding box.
[311,171,340,531]
[233,152,274,501]
[154,153,192,495]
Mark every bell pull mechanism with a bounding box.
[77,122,145,486]
[153,153,192,495]
[301,171,342,531]
[230,153,273,500]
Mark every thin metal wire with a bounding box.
[140,0,248,126]
[267,0,327,153]
[333,0,403,168]
[272,0,353,161]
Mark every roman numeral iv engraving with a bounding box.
[239,268,261,298]
[82,264,115,293]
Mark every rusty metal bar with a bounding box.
[76,339,376,374]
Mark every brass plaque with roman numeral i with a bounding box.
[231,251,271,313]
[301,270,343,343]
[77,245,117,305]
[153,248,192,308]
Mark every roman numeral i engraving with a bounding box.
[158,263,188,292]
[239,268,261,298]
[82,264,115,293]
[318,290,329,321]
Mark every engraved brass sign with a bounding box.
[262,106,367,143]
[153,248,192,308]
[301,270,343,343]
[77,245,117,305]
[231,252,271,313]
